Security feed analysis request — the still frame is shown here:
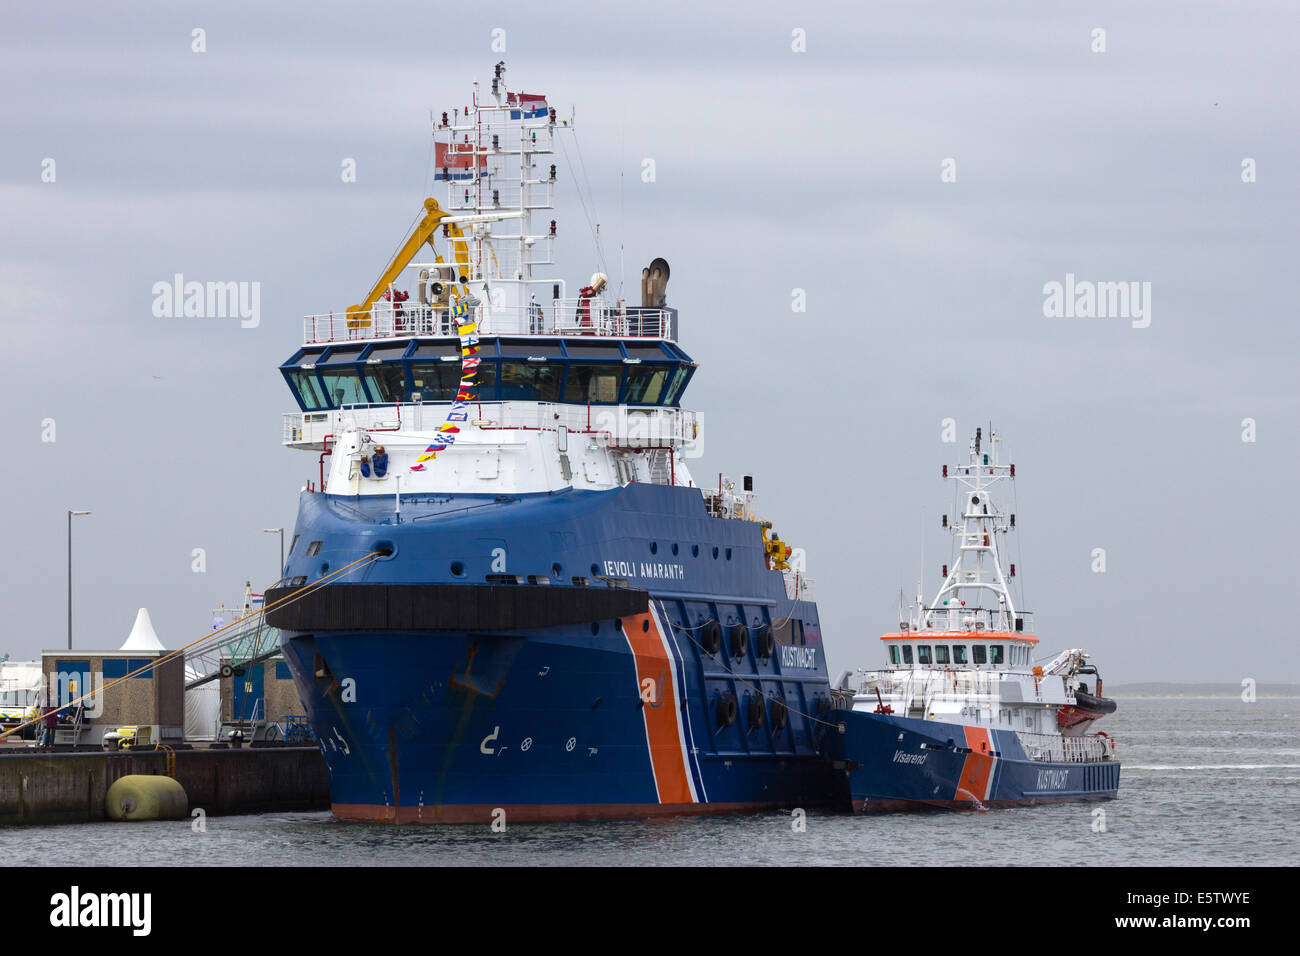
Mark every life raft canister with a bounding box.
[701,619,722,655]
[717,692,738,728]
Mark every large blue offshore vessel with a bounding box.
[267,65,840,823]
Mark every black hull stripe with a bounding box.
[266,583,650,631]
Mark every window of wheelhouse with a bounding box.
[408,341,463,402]
[623,363,673,404]
[563,364,622,403]
[888,645,899,666]
[497,341,565,402]
[663,364,692,405]
[318,370,367,406]
[901,645,913,665]
[916,645,932,665]
[952,645,968,665]
[408,360,460,401]
[935,645,950,665]
[990,644,1005,666]
[501,362,562,401]
[972,644,988,665]
[361,343,412,403]
[317,346,368,406]
[288,368,329,410]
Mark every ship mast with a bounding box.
[921,426,1021,634]
[435,61,562,316]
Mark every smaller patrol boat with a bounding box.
[824,427,1121,810]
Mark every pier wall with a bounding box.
[0,747,329,826]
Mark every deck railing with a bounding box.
[302,298,674,345]
[282,401,700,451]
[913,606,1034,635]
[1016,731,1115,763]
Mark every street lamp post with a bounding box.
[263,528,285,583]
[68,510,90,650]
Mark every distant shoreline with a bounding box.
[1110,682,1300,700]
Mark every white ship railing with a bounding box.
[282,402,699,450]
[911,606,1035,634]
[1016,731,1115,763]
[863,669,1000,699]
[302,298,674,345]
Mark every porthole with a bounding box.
[725,547,732,560]
[642,619,650,632]
[591,622,600,635]
[650,542,658,555]
[552,562,562,578]
[591,563,600,576]
[711,546,719,559]
[691,545,700,557]
[450,561,466,577]
[319,563,329,576]
[671,543,679,556]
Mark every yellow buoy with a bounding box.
[105,774,188,821]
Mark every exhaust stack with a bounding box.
[640,257,670,308]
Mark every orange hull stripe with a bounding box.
[957,727,995,802]
[622,612,695,804]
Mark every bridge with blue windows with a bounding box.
[281,337,697,412]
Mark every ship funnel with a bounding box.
[640,257,670,307]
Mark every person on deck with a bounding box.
[40,706,58,750]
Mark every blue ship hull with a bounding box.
[274,483,841,822]
[823,710,1121,811]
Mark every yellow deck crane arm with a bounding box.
[346,198,472,329]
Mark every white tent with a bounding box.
[184,666,221,741]
[120,608,166,652]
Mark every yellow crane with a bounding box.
[346,197,473,329]
[761,521,793,572]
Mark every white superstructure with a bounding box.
[279,64,702,501]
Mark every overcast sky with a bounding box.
[2,2,1296,682]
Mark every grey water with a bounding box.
[4,698,1297,866]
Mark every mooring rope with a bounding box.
[0,551,384,741]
